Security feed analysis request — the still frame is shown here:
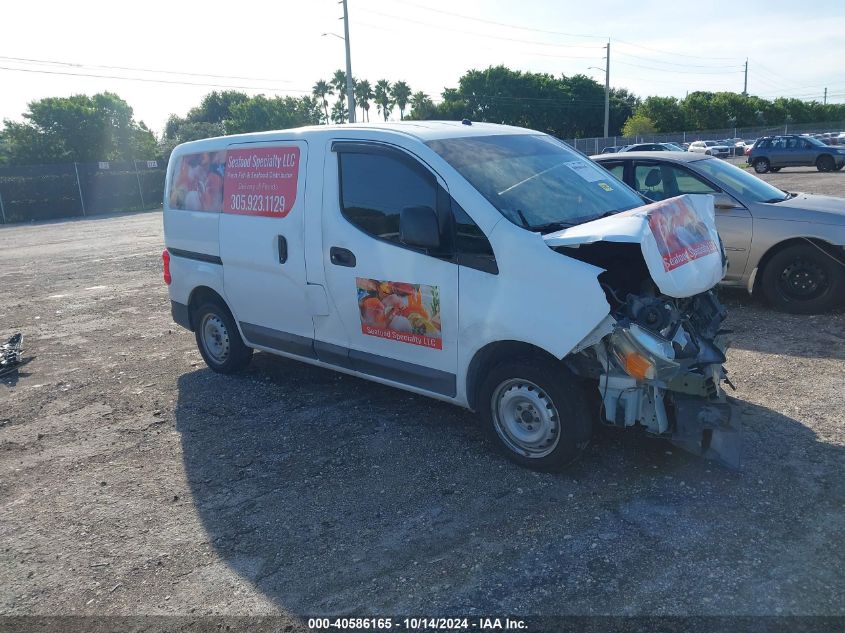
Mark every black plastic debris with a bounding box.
[0,333,24,379]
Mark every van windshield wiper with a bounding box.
[527,220,577,234]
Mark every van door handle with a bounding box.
[330,246,356,268]
[277,235,288,264]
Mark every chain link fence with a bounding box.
[567,120,845,156]
[0,160,166,224]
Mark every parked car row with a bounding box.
[602,133,845,158]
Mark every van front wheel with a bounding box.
[194,301,253,373]
[478,359,591,471]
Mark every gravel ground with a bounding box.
[0,171,843,626]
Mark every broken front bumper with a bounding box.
[597,324,740,468]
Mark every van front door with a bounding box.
[218,140,315,356]
[315,141,459,398]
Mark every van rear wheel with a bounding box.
[194,301,253,373]
[478,358,591,471]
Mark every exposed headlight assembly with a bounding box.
[609,323,680,382]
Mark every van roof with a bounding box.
[172,121,535,154]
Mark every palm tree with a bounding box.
[356,79,374,122]
[312,79,332,124]
[391,81,412,120]
[409,90,434,118]
[331,69,347,98]
[374,79,392,121]
[331,99,348,124]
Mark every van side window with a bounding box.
[453,201,498,274]
[339,152,437,244]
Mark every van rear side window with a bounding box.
[339,152,437,243]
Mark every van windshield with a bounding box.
[427,134,643,232]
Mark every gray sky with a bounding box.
[1,0,843,133]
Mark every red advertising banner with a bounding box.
[356,278,442,350]
[646,198,718,272]
[222,147,300,217]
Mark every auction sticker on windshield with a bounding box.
[565,160,606,182]
[222,147,300,217]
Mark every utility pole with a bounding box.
[743,58,748,96]
[341,0,355,123]
[603,40,610,139]
[824,87,827,105]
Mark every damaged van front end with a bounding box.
[546,195,740,468]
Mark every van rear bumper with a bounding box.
[171,301,192,331]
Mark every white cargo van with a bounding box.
[163,121,738,470]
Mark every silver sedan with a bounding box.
[592,151,845,313]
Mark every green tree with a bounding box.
[312,79,332,124]
[408,91,436,119]
[356,79,374,122]
[186,90,249,125]
[637,96,687,133]
[331,70,348,104]
[158,119,226,162]
[391,81,412,120]
[0,92,156,164]
[226,95,322,134]
[374,80,393,121]
[621,113,657,138]
[331,99,348,124]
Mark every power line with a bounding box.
[0,64,310,94]
[352,21,603,60]
[0,55,296,84]
[613,50,744,70]
[382,0,609,39]
[613,59,744,75]
[614,39,739,61]
[354,8,605,53]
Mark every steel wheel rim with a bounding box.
[201,313,230,364]
[491,378,560,458]
[779,258,828,300]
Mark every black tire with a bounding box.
[477,358,592,471]
[835,164,844,171]
[770,167,782,172]
[193,300,253,373]
[753,158,770,173]
[760,243,845,314]
[705,150,712,156]
[816,155,835,172]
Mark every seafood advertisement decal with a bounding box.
[356,279,442,349]
[168,147,300,217]
[646,197,718,272]
[169,151,226,212]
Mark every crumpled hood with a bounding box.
[544,195,725,298]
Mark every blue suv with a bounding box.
[748,135,845,173]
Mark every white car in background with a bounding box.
[688,140,732,158]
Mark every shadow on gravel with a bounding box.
[719,289,845,360]
[175,352,845,615]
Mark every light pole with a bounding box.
[588,41,610,138]
[341,0,355,123]
[321,0,355,123]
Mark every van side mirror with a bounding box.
[400,205,440,250]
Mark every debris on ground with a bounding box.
[0,333,24,378]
